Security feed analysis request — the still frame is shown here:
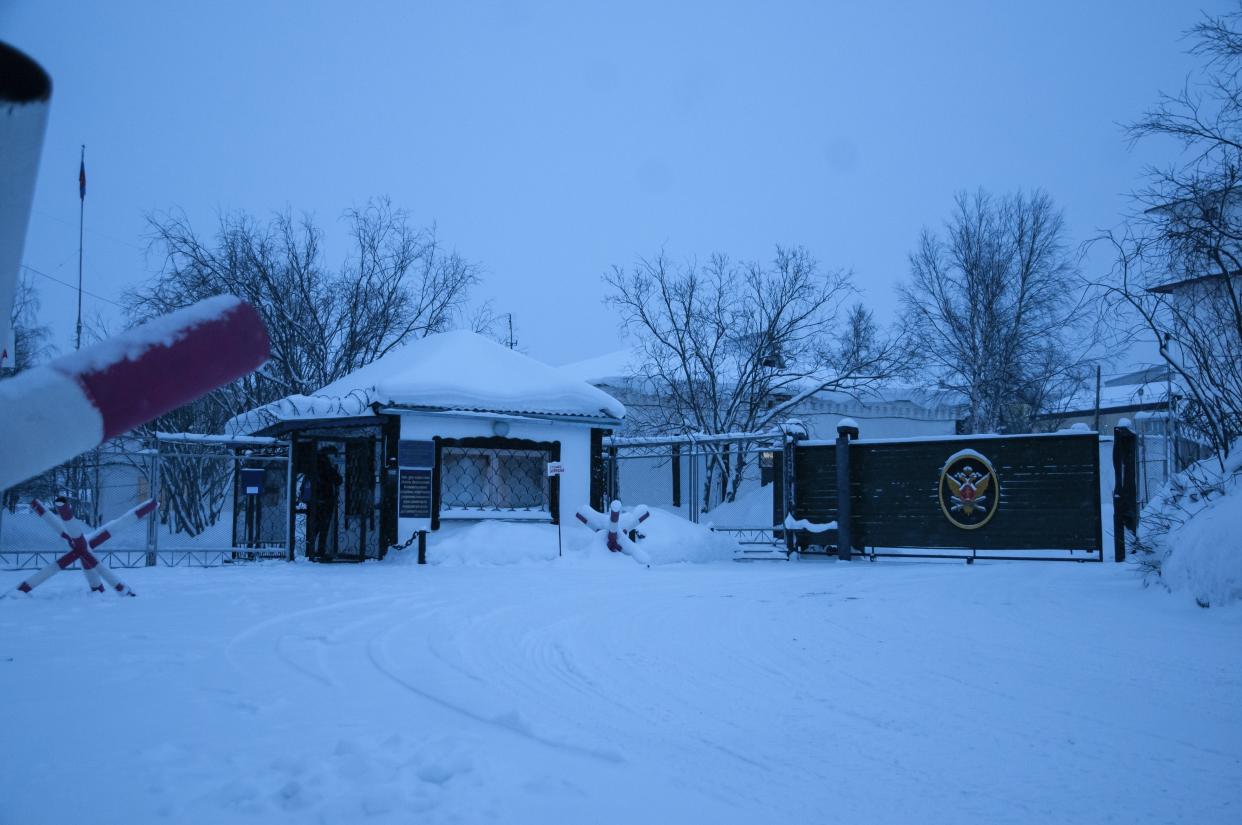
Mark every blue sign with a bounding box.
[240,468,265,496]
[398,440,435,469]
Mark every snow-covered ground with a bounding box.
[2,548,1239,824]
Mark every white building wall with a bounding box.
[397,411,592,533]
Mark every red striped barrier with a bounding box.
[11,497,156,597]
[575,499,651,564]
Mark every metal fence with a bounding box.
[1132,413,1214,505]
[0,433,290,570]
[603,430,788,549]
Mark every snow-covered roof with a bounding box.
[557,348,642,385]
[229,331,625,434]
[1056,381,1172,415]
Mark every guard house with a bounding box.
[229,331,625,561]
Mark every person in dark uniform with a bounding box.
[309,445,342,560]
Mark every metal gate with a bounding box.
[779,425,1105,562]
[602,429,792,548]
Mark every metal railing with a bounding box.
[0,433,291,570]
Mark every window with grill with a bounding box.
[440,446,550,515]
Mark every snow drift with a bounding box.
[1135,443,1242,607]
[391,509,738,567]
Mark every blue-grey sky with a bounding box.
[0,0,1225,366]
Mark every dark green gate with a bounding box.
[775,430,1104,562]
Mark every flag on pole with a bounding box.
[79,153,86,200]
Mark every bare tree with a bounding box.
[1096,6,1242,460]
[124,198,480,534]
[129,198,479,427]
[900,189,1088,434]
[605,245,905,506]
[5,270,53,373]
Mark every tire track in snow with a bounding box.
[363,611,626,765]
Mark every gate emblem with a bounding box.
[939,449,999,530]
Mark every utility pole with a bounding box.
[505,313,516,350]
[1093,364,1102,433]
[75,144,85,351]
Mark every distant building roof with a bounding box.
[1147,271,1234,295]
[557,348,643,386]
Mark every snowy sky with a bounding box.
[1,0,1227,367]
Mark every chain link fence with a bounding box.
[1133,413,1214,505]
[0,434,290,570]
[0,446,153,569]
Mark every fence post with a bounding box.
[835,419,859,560]
[687,437,699,524]
[606,443,618,510]
[671,443,681,509]
[285,437,296,562]
[780,424,802,554]
[1113,420,1138,563]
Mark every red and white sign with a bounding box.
[546,461,566,477]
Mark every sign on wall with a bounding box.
[240,467,266,496]
[398,439,436,530]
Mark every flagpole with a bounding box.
[76,144,84,351]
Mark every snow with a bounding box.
[2,552,1238,824]
[783,513,836,532]
[406,511,736,567]
[231,331,625,434]
[705,483,777,527]
[556,348,642,385]
[53,295,245,375]
[1137,445,1242,607]
[612,508,737,564]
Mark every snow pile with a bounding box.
[393,509,738,567]
[703,484,775,528]
[1136,444,1242,607]
[398,521,564,566]
[613,508,738,565]
[783,514,836,533]
[230,331,624,433]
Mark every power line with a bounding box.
[33,208,146,251]
[20,264,125,309]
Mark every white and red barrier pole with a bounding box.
[575,499,652,564]
[13,497,155,597]
[1,46,270,491]
[0,42,51,370]
[607,500,623,552]
[0,295,269,489]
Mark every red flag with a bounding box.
[79,156,86,200]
